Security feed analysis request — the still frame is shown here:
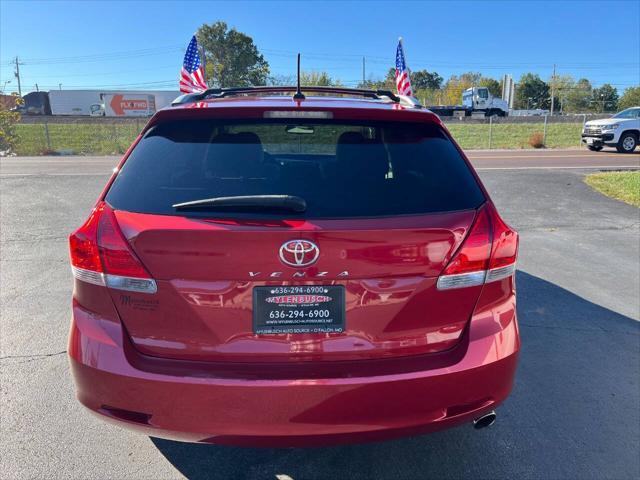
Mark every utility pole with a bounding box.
[14,56,22,97]
[550,63,556,116]
[362,56,366,86]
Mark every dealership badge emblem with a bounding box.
[279,240,320,267]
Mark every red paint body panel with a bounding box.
[111,209,477,362]
[68,95,520,445]
[69,273,518,446]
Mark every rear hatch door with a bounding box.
[104,117,486,362]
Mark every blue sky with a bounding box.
[1,0,638,95]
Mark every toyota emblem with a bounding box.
[279,240,320,267]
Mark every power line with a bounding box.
[4,42,637,92]
[12,45,184,66]
[12,64,178,79]
[5,42,638,70]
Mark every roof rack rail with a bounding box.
[172,86,422,108]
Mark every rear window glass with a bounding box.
[105,119,484,218]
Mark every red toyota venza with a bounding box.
[68,87,519,446]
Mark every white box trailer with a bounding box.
[48,90,103,116]
[47,90,181,116]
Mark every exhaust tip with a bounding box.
[473,410,496,430]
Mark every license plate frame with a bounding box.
[253,285,345,335]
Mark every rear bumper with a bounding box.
[68,302,519,447]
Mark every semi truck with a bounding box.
[14,90,180,116]
[428,87,510,117]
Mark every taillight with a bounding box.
[69,202,156,293]
[437,203,518,290]
[486,204,519,283]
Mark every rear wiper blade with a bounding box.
[173,195,307,213]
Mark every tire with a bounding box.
[616,132,638,153]
[587,145,603,151]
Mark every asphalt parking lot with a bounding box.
[1,150,639,479]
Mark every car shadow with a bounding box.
[150,271,639,480]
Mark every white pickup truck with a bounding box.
[582,107,640,153]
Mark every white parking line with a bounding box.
[1,173,108,177]
[476,165,640,171]
[468,154,637,159]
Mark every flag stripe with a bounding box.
[180,36,207,94]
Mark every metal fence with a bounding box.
[13,114,609,155]
[14,117,145,156]
[441,114,609,150]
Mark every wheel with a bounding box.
[616,132,638,153]
[587,145,603,151]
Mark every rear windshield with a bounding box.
[105,119,484,218]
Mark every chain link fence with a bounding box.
[13,113,612,156]
[15,116,145,156]
[442,114,611,150]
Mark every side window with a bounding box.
[478,88,489,99]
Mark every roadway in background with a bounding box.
[1,149,638,176]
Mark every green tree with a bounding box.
[413,88,442,106]
[549,75,575,113]
[479,77,501,98]
[459,72,482,86]
[0,103,20,155]
[441,73,480,105]
[591,84,618,112]
[564,78,592,112]
[412,70,443,90]
[383,67,397,88]
[514,73,550,109]
[299,71,337,86]
[196,21,270,87]
[358,68,395,90]
[266,74,294,86]
[618,86,640,110]
[442,76,466,105]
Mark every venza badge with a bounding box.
[279,240,320,267]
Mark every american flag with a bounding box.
[179,35,208,93]
[395,39,412,97]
